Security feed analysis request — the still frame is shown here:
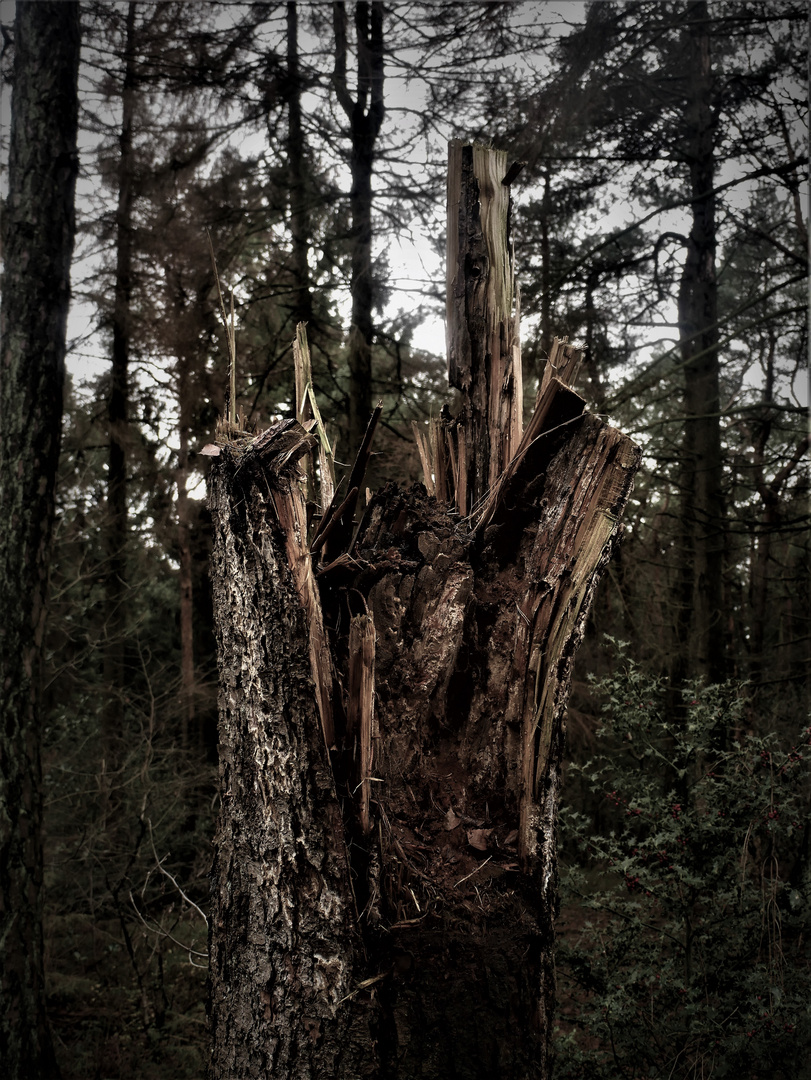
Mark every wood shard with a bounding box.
[538,336,584,401]
[411,421,435,497]
[348,614,376,835]
[271,478,336,751]
[472,371,586,533]
[318,404,382,560]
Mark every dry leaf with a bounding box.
[466,828,492,851]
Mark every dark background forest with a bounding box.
[0,1,808,1077]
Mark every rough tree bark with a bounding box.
[207,142,640,1079]
[0,4,80,1077]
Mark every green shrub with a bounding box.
[554,648,811,1080]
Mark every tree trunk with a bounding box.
[673,1,727,687]
[103,0,138,778]
[207,422,363,1077]
[286,1,313,330]
[333,1,385,457]
[0,4,80,1077]
[207,142,640,1079]
[177,358,196,749]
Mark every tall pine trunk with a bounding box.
[0,4,80,1076]
[207,142,640,1079]
[673,0,727,687]
[176,356,196,749]
[103,0,138,779]
[286,1,313,330]
[333,1,384,456]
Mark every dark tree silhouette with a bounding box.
[0,4,81,1077]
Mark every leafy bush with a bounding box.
[554,649,811,1079]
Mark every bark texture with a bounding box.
[208,143,640,1079]
[207,424,367,1078]
[0,4,80,1077]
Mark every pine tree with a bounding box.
[0,4,81,1076]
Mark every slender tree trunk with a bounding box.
[286,2,313,330]
[103,0,138,775]
[0,4,80,1077]
[177,359,196,749]
[540,169,552,360]
[673,1,727,687]
[333,1,384,455]
[207,143,640,1079]
[748,333,810,698]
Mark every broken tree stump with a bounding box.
[207,141,641,1080]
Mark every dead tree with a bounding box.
[206,141,641,1079]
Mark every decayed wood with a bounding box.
[471,373,586,532]
[208,140,641,1080]
[510,414,640,865]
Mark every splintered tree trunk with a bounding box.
[207,142,640,1079]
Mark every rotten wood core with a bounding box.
[207,142,641,1079]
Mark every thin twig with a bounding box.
[335,970,390,1006]
[147,819,209,927]
[454,856,492,888]
[128,891,209,961]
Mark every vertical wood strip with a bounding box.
[348,614,376,835]
[446,140,523,510]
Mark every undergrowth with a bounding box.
[554,646,811,1080]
